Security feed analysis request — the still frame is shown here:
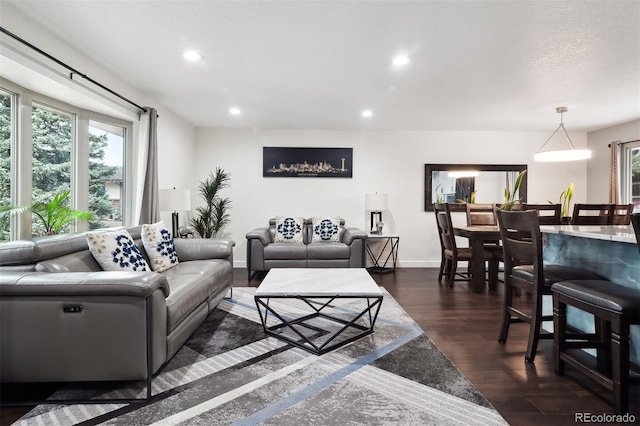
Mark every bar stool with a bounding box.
[551,212,640,413]
[551,281,640,414]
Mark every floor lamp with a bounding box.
[159,188,191,239]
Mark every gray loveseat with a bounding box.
[0,226,233,395]
[245,217,367,279]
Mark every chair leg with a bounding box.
[611,321,631,414]
[438,255,446,283]
[498,280,513,344]
[488,258,498,289]
[525,293,544,363]
[553,296,567,375]
[447,257,457,287]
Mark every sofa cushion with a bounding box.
[141,221,179,272]
[264,243,307,260]
[310,216,342,243]
[162,260,231,333]
[274,215,304,243]
[86,229,150,272]
[307,242,350,259]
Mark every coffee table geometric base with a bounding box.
[255,295,383,355]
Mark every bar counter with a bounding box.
[540,224,639,366]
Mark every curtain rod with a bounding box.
[1,26,148,114]
[609,139,640,147]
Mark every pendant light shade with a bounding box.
[534,107,591,162]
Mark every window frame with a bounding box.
[1,78,134,239]
[620,140,640,212]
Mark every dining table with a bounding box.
[452,225,501,292]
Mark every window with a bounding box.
[621,141,640,212]
[31,104,73,235]
[0,80,133,240]
[89,120,125,228]
[0,90,13,242]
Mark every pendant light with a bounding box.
[534,107,591,162]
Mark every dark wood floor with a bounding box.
[1,268,638,426]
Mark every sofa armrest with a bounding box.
[0,271,170,298]
[246,228,272,246]
[174,238,234,261]
[342,227,367,245]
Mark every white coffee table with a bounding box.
[255,268,384,355]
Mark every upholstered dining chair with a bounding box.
[521,203,562,225]
[571,203,614,225]
[496,210,608,362]
[550,212,640,413]
[434,203,497,287]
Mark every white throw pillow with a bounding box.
[86,229,150,272]
[141,221,179,272]
[311,216,342,243]
[274,215,305,243]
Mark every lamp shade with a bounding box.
[365,193,388,211]
[159,188,191,212]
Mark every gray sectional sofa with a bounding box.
[0,226,233,394]
[245,217,367,279]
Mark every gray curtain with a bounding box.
[609,141,620,204]
[138,107,160,224]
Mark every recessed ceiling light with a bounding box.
[362,110,373,118]
[183,50,203,61]
[229,107,241,115]
[392,55,410,66]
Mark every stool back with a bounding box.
[497,210,543,288]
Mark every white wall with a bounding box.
[587,119,640,203]
[195,128,589,267]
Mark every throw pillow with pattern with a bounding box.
[141,221,179,272]
[311,216,342,243]
[86,229,150,272]
[274,215,305,243]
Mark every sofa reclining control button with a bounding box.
[63,305,83,313]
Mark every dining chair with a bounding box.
[434,203,497,287]
[550,212,640,413]
[496,210,608,362]
[611,204,633,225]
[632,212,640,243]
[571,203,614,225]
[521,203,562,225]
[465,203,498,226]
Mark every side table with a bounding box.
[366,233,399,274]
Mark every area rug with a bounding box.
[13,287,508,425]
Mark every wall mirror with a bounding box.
[424,164,528,211]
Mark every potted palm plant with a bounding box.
[557,182,574,224]
[190,167,232,238]
[1,190,93,236]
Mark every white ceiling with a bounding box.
[2,0,639,133]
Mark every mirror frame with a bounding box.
[424,163,528,211]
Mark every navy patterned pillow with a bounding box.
[141,221,179,272]
[311,216,342,243]
[274,215,304,243]
[86,229,150,272]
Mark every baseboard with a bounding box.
[233,260,443,269]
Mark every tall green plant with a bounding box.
[499,170,526,211]
[0,190,93,236]
[190,167,232,238]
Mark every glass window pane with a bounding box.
[0,91,12,242]
[31,104,73,236]
[89,120,124,229]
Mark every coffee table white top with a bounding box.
[255,268,383,297]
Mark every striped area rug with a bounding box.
[14,287,507,425]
